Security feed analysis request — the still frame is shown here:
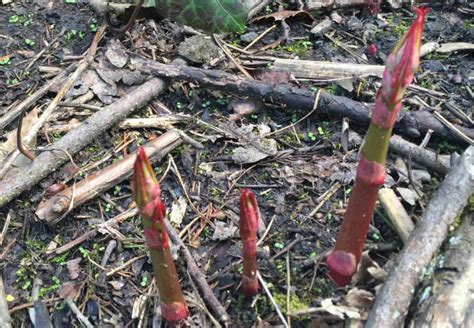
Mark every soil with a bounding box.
[0,1,472,327]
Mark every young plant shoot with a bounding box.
[327,7,429,286]
[132,147,188,322]
[240,189,259,297]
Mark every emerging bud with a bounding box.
[380,7,429,108]
[240,189,259,242]
[240,189,259,297]
[132,147,188,322]
[373,6,429,129]
[132,147,161,210]
[367,44,378,57]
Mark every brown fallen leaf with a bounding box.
[250,10,315,23]
[66,258,82,280]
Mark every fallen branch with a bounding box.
[411,214,474,327]
[272,58,385,78]
[133,60,474,144]
[0,77,167,208]
[36,130,182,224]
[366,146,474,328]
[388,135,450,175]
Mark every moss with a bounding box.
[273,291,310,314]
[278,38,312,57]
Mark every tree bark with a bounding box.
[411,214,474,328]
[366,146,474,328]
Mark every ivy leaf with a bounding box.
[155,0,248,33]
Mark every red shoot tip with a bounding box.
[381,6,428,107]
[327,250,357,286]
[133,147,161,209]
[240,189,259,240]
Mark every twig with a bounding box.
[8,297,61,315]
[286,252,291,327]
[366,146,474,328]
[106,254,147,277]
[168,155,208,220]
[0,238,16,262]
[213,34,253,79]
[106,0,144,34]
[58,102,104,111]
[306,182,341,220]
[243,25,277,51]
[65,298,94,328]
[266,90,321,137]
[257,271,289,328]
[0,26,106,179]
[16,109,36,160]
[257,215,276,246]
[270,237,313,261]
[164,220,230,323]
[35,130,182,224]
[433,111,474,145]
[0,210,13,245]
[48,231,97,255]
[0,77,168,208]
[0,275,12,328]
[0,64,76,129]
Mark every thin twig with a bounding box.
[0,210,13,246]
[257,271,289,328]
[0,275,12,328]
[164,220,230,323]
[0,26,106,179]
[0,64,76,129]
[213,34,253,79]
[243,25,277,51]
[65,298,94,328]
[433,111,474,145]
[286,252,291,327]
[266,90,321,137]
[106,254,147,277]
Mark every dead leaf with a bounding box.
[66,258,82,280]
[344,288,374,310]
[250,10,315,23]
[229,99,262,121]
[320,298,361,320]
[58,282,78,300]
[105,40,129,68]
[109,280,125,291]
[232,145,271,164]
[396,187,420,206]
[352,251,387,286]
[169,197,187,226]
[211,221,237,241]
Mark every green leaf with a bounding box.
[156,0,247,33]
